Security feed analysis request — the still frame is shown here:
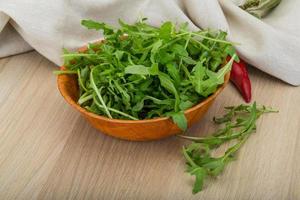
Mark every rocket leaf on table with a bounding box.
[179,102,278,193]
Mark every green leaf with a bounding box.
[132,98,145,112]
[124,65,150,75]
[210,162,225,176]
[179,100,194,110]
[81,19,114,34]
[158,72,180,111]
[193,62,206,79]
[202,159,224,170]
[181,56,197,65]
[149,63,159,75]
[179,102,277,193]
[189,166,206,194]
[139,78,153,91]
[170,111,187,131]
[113,80,131,109]
[225,46,240,62]
[150,40,163,63]
[171,44,189,57]
[90,67,112,118]
[159,21,173,40]
[166,63,181,86]
[157,51,175,64]
[114,50,124,61]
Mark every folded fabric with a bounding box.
[0,0,299,85]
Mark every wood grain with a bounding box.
[0,51,299,200]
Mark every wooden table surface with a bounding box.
[0,51,299,200]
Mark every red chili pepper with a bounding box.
[227,56,252,103]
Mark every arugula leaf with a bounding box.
[124,65,150,75]
[90,67,112,118]
[171,44,189,57]
[159,21,173,40]
[190,166,206,194]
[150,39,163,63]
[158,72,180,112]
[179,100,194,110]
[225,46,240,62]
[170,111,187,131]
[179,102,278,193]
[166,63,181,86]
[81,19,114,34]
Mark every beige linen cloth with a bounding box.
[0,0,299,85]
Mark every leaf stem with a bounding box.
[78,94,93,105]
[93,95,138,120]
[62,53,98,57]
[190,32,239,45]
[90,68,112,118]
[77,69,88,92]
[190,38,210,51]
[182,146,198,168]
[53,70,77,75]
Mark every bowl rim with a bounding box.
[57,70,230,124]
[57,40,230,124]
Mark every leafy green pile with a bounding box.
[55,19,237,130]
[179,102,278,193]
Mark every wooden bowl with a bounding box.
[57,43,230,141]
[57,70,229,141]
